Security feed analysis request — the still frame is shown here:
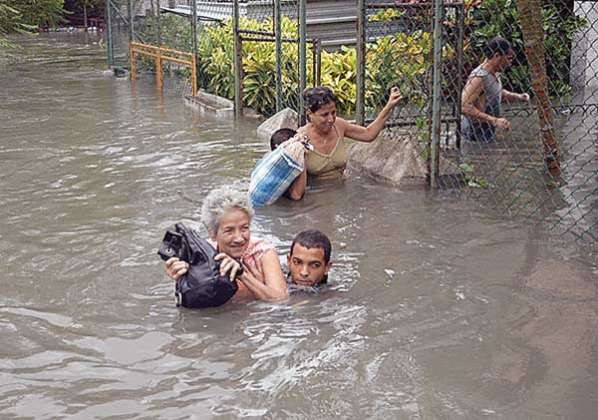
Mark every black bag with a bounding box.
[158,223,238,308]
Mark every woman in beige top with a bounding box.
[286,86,402,200]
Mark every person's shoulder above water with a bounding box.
[164,185,288,304]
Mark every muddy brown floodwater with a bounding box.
[0,33,596,419]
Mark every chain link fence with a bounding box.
[104,1,595,244]
[355,0,596,245]
[451,0,596,244]
[107,1,308,114]
[233,0,303,114]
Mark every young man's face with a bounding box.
[287,244,331,287]
[498,48,515,70]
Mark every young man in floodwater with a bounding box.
[286,229,332,292]
[461,36,530,142]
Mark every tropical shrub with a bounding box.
[366,30,432,112]
[138,2,587,117]
[139,14,432,117]
[1,0,65,47]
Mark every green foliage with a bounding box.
[459,163,491,188]
[199,20,234,99]
[314,30,432,117]
[368,9,404,22]
[69,0,103,13]
[5,0,65,28]
[140,14,192,51]
[0,3,35,48]
[139,14,432,117]
[1,0,64,48]
[320,47,357,116]
[366,30,431,111]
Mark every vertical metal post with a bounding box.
[298,0,307,125]
[315,39,321,86]
[456,4,464,149]
[191,54,197,97]
[156,0,162,46]
[311,40,316,86]
[356,0,366,125]
[191,0,198,97]
[233,0,243,117]
[430,0,444,188]
[130,44,136,78]
[105,0,114,67]
[128,0,134,43]
[191,0,198,57]
[275,0,283,112]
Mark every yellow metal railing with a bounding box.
[129,42,197,97]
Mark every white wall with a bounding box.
[573,2,598,88]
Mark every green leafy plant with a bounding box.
[1,0,65,48]
[369,9,404,23]
[459,162,491,188]
[139,15,431,118]
[366,30,431,113]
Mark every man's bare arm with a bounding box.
[462,77,510,130]
[502,89,530,102]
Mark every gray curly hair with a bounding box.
[200,186,254,234]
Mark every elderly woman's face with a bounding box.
[307,101,337,133]
[212,208,251,259]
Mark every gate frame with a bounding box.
[129,42,197,96]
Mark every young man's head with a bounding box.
[288,229,332,287]
[484,36,514,70]
[270,128,297,151]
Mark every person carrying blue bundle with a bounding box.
[248,128,312,207]
[250,85,402,206]
[268,128,311,201]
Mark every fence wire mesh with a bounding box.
[125,1,304,114]
[104,1,595,244]
[235,0,302,114]
[448,0,597,244]
[357,0,596,245]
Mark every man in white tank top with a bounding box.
[461,36,530,142]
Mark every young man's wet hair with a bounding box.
[291,229,332,264]
[484,36,512,59]
[270,128,297,151]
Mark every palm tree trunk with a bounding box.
[517,0,561,177]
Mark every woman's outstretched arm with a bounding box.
[342,87,402,142]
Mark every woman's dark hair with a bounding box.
[290,229,332,264]
[303,86,337,113]
[484,36,512,59]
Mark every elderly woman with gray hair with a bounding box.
[164,186,288,302]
